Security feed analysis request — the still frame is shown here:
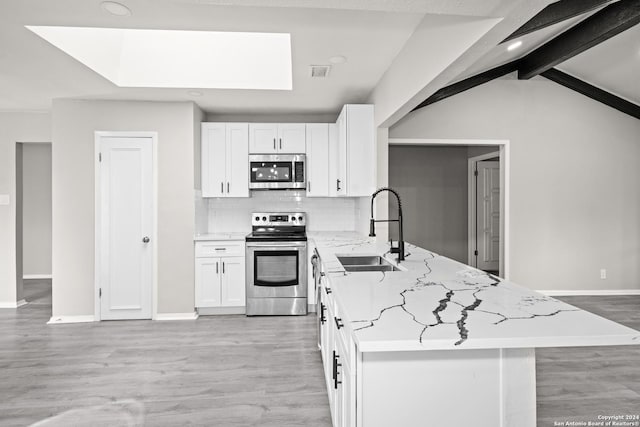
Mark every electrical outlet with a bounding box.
[600,269,607,280]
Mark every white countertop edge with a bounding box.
[354,333,640,353]
[194,232,248,241]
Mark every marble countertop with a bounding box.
[194,232,248,241]
[311,234,640,352]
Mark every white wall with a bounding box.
[21,143,52,277]
[207,191,360,233]
[205,113,338,123]
[51,99,197,317]
[390,75,640,292]
[0,112,51,306]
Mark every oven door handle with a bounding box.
[246,241,307,248]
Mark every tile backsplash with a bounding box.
[206,190,363,232]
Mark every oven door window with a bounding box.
[254,250,299,287]
[250,162,293,183]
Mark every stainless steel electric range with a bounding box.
[245,212,308,316]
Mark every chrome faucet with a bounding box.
[369,187,405,263]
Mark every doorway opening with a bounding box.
[468,152,500,275]
[16,142,52,315]
[388,138,509,279]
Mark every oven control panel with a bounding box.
[252,212,306,226]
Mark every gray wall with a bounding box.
[390,75,640,292]
[21,143,52,277]
[388,146,470,263]
[52,99,197,317]
[0,112,51,306]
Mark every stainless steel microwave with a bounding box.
[249,154,306,190]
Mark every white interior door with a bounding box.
[99,135,153,320]
[476,160,500,272]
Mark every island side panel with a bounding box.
[501,348,536,427]
[359,348,536,427]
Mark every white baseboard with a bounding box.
[196,306,244,316]
[538,289,640,296]
[0,299,28,308]
[47,315,95,324]
[23,274,52,280]
[155,312,199,321]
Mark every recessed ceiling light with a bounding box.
[507,40,523,51]
[25,26,292,90]
[329,55,347,64]
[187,90,203,97]
[101,1,131,16]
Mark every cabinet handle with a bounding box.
[227,182,230,193]
[222,261,225,274]
[273,138,276,150]
[221,182,224,193]
[214,248,226,251]
[308,181,311,192]
[334,317,344,330]
[325,287,332,294]
[279,138,282,149]
[320,303,326,324]
[332,351,342,389]
[216,261,219,274]
[336,179,341,191]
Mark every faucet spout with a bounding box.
[369,187,405,262]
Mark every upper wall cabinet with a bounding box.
[201,123,249,198]
[335,104,375,197]
[305,123,336,197]
[249,123,306,154]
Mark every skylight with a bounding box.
[26,26,292,90]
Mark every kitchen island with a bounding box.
[311,233,640,427]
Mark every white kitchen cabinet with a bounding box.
[249,123,306,154]
[195,241,245,310]
[201,123,249,198]
[305,124,330,197]
[194,257,221,307]
[220,257,245,306]
[334,104,375,197]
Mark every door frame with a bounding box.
[388,138,510,279]
[468,152,501,271]
[94,131,158,321]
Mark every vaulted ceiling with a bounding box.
[2,0,636,119]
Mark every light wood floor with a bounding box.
[1,280,638,426]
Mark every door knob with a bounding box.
[142,236,150,243]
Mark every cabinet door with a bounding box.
[225,123,249,197]
[345,105,375,196]
[305,124,330,197]
[328,123,339,197]
[278,124,306,153]
[195,257,221,307]
[201,123,227,197]
[249,123,278,154]
[336,109,348,196]
[220,256,246,307]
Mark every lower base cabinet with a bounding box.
[195,241,245,311]
[319,277,355,427]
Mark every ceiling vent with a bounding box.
[310,65,331,78]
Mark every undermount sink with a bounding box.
[337,255,400,272]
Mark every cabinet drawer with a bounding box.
[195,241,244,257]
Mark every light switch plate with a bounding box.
[0,194,10,205]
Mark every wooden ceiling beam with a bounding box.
[503,0,614,43]
[541,68,640,119]
[410,61,520,112]
[518,0,640,79]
